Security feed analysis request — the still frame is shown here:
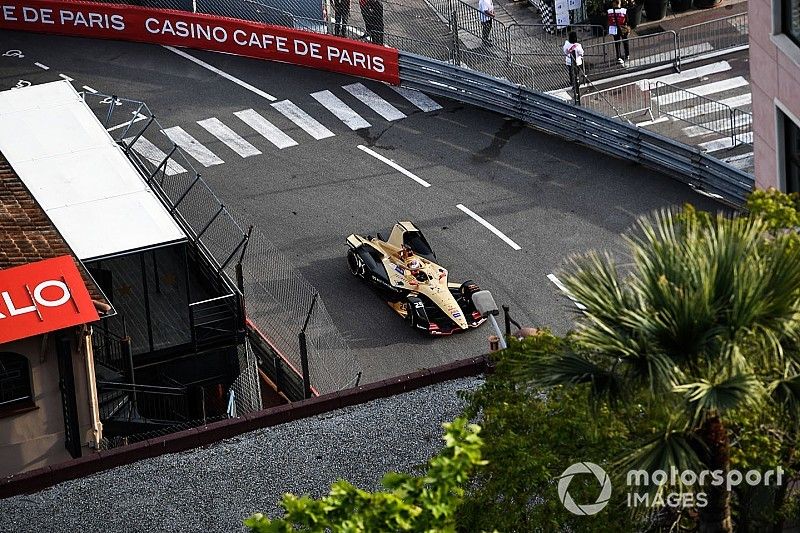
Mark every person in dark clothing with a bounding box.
[334,0,350,36]
[359,0,384,44]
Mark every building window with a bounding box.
[784,0,800,47]
[786,112,800,193]
[0,352,33,414]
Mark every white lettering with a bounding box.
[110,14,124,31]
[59,9,74,24]
[275,36,288,52]
[233,28,247,45]
[309,42,322,59]
[33,280,71,308]
[1,290,36,317]
[373,56,384,72]
[294,40,308,56]
[22,6,38,22]
[40,8,53,24]
[2,5,17,21]
[145,17,159,33]
[212,26,226,42]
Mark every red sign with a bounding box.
[0,0,400,84]
[0,256,100,344]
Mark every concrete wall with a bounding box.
[0,330,100,478]
[749,0,800,189]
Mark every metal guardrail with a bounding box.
[398,52,754,206]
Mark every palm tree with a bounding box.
[518,209,800,532]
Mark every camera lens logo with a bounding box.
[557,462,612,516]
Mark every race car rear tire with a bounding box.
[347,249,365,278]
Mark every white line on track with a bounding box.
[547,273,587,310]
[34,62,49,70]
[197,117,262,157]
[456,204,521,250]
[82,85,98,93]
[636,61,731,90]
[390,86,442,112]
[271,100,335,140]
[311,90,371,130]
[163,45,277,101]
[162,126,225,167]
[59,73,73,81]
[357,144,431,187]
[344,83,407,121]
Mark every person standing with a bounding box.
[372,0,384,45]
[607,0,630,65]
[478,0,495,47]
[359,0,375,42]
[563,31,584,94]
[334,0,350,36]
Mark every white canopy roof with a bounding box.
[0,81,186,261]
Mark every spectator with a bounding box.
[478,0,495,47]
[607,0,630,65]
[359,0,384,45]
[334,0,350,37]
[563,31,584,90]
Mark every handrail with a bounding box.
[189,293,237,307]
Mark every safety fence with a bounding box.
[679,12,749,61]
[651,81,753,146]
[82,92,362,396]
[582,31,680,77]
[579,80,654,123]
[398,53,753,206]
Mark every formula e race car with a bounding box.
[346,222,487,335]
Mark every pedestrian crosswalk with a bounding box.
[633,60,754,174]
[120,82,440,172]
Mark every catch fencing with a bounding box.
[582,31,680,77]
[83,92,362,396]
[579,80,654,123]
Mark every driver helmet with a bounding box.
[408,258,422,270]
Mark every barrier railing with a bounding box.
[398,52,754,206]
[450,0,512,59]
[652,81,753,146]
[507,23,607,59]
[579,80,654,123]
[582,30,680,77]
[679,12,749,61]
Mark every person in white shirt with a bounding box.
[563,31,584,89]
[607,0,630,65]
[478,0,495,46]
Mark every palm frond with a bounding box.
[673,373,764,425]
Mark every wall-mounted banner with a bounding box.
[0,256,99,344]
[0,0,400,84]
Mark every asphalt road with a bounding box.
[0,31,722,383]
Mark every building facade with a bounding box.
[750,0,800,190]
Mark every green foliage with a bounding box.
[458,332,661,532]
[244,418,487,533]
[746,188,800,230]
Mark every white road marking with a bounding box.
[197,117,262,157]
[343,83,407,121]
[162,126,225,167]
[627,43,713,68]
[82,85,98,93]
[547,273,587,310]
[723,152,754,170]
[271,100,335,140]
[125,136,187,175]
[698,132,753,152]
[107,112,149,132]
[163,45,277,101]
[34,62,49,70]
[635,116,670,127]
[636,61,732,90]
[234,108,298,149]
[670,94,752,121]
[357,144,431,187]
[548,89,573,101]
[654,76,749,106]
[311,90,371,130]
[456,204,521,250]
[59,73,73,81]
[682,114,752,137]
[390,86,443,111]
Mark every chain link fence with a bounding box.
[84,91,362,396]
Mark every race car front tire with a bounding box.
[347,249,365,278]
